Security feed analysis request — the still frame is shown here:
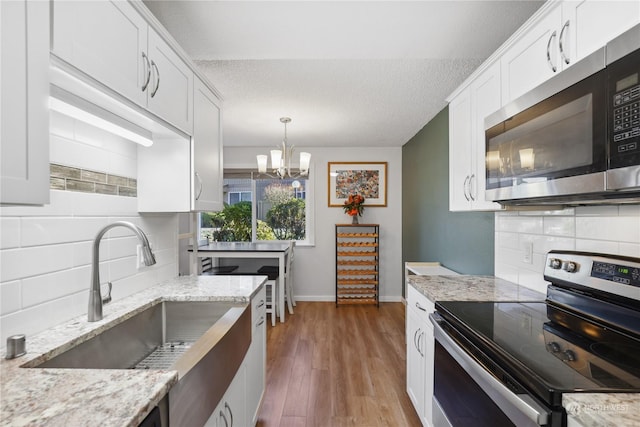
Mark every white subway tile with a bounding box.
[0,292,87,344]
[543,216,575,237]
[517,207,575,216]
[619,205,640,216]
[619,243,640,257]
[22,267,89,308]
[0,245,74,282]
[575,205,619,216]
[494,263,519,283]
[50,110,75,140]
[21,217,108,247]
[537,236,575,254]
[107,256,137,283]
[72,241,94,267]
[71,192,137,217]
[0,190,74,217]
[576,217,640,243]
[496,232,520,250]
[108,152,137,178]
[576,239,619,254]
[1,218,21,249]
[496,216,543,234]
[0,280,22,315]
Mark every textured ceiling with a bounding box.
[144,0,544,148]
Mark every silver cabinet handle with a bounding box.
[257,316,265,327]
[559,20,570,65]
[417,330,424,357]
[415,301,427,312]
[546,30,558,72]
[141,52,151,92]
[463,175,471,201]
[469,174,476,201]
[194,171,203,200]
[150,60,160,97]
[256,299,265,308]
[219,410,229,427]
[224,402,233,427]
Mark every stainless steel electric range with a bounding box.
[430,251,640,427]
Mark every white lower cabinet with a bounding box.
[205,285,266,427]
[406,286,435,427]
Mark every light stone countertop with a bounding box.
[0,275,266,427]
[407,274,545,302]
[407,274,640,427]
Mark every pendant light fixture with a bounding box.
[256,117,311,178]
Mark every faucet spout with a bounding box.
[88,221,156,322]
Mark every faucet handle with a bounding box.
[102,282,113,305]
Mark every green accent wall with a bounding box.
[402,106,494,284]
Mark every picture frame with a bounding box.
[328,162,387,207]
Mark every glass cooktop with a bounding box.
[435,300,640,407]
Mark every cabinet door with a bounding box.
[422,320,435,427]
[406,306,425,419]
[448,88,473,211]
[146,28,193,133]
[470,62,502,211]
[51,0,147,107]
[501,5,563,104]
[192,78,224,212]
[1,0,50,205]
[565,0,640,64]
[246,287,266,425]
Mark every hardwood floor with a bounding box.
[256,302,422,427]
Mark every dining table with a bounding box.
[190,241,290,323]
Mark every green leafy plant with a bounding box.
[266,198,306,240]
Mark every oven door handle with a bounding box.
[430,313,550,427]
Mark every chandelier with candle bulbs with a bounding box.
[256,117,311,179]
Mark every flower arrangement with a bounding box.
[343,194,365,217]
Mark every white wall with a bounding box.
[0,112,178,346]
[494,205,640,294]
[224,146,403,302]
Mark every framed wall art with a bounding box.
[328,162,387,207]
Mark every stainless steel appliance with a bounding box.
[430,251,640,427]
[484,24,640,206]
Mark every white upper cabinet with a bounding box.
[146,28,194,133]
[1,0,50,205]
[501,4,564,104]
[51,0,193,134]
[501,0,640,105]
[449,62,503,212]
[192,78,224,212]
[564,0,640,63]
[51,0,148,107]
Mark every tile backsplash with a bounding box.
[0,113,178,346]
[494,205,640,294]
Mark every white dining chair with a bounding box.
[265,278,279,326]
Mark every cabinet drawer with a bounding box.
[407,285,434,323]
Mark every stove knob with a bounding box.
[563,261,579,273]
[549,258,563,269]
[563,350,576,362]
[547,342,561,353]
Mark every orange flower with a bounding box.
[343,193,365,217]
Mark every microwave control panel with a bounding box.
[609,47,640,169]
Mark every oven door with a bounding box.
[430,313,554,427]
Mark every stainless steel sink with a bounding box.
[26,300,252,427]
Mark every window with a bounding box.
[199,171,314,245]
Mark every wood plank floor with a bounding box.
[256,302,422,427]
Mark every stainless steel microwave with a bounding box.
[484,24,640,206]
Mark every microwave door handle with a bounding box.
[430,314,550,426]
[546,30,558,72]
[469,174,476,201]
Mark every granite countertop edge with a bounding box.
[0,274,266,427]
[407,274,640,427]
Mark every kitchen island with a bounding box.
[407,275,640,427]
[0,275,266,427]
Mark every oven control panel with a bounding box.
[544,251,640,301]
[591,260,640,287]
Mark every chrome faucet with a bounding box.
[88,221,156,322]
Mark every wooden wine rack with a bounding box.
[335,224,379,306]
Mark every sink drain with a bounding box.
[133,341,194,370]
